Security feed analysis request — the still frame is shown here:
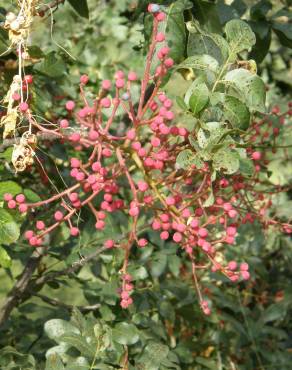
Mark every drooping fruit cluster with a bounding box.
[3,4,292,314]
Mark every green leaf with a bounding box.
[59,333,96,358]
[176,149,203,170]
[224,68,266,112]
[223,96,250,130]
[176,96,188,110]
[45,354,65,370]
[150,251,167,277]
[112,322,139,345]
[187,23,229,64]
[44,319,79,342]
[192,0,222,33]
[35,52,67,78]
[203,188,214,207]
[176,55,219,73]
[0,209,20,245]
[195,357,218,370]
[67,0,89,19]
[250,0,272,21]
[163,0,192,63]
[0,247,11,268]
[168,255,181,277]
[0,181,22,200]
[189,83,209,114]
[225,19,256,55]
[128,265,148,280]
[213,148,240,174]
[249,21,271,63]
[0,147,13,161]
[137,342,169,370]
[27,45,45,58]
[23,189,41,203]
[239,158,254,176]
[262,303,287,323]
[272,22,292,48]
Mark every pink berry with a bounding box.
[241,271,250,280]
[148,3,160,13]
[102,80,111,90]
[69,132,81,142]
[173,232,182,243]
[60,119,69,128]
[24,75,33,84]
[25,230,34,239]
[29,236,38,246]
[70,158,81,168]
[116,79,125,89]
[166,196,175,206]
[151,137,161,147]
[129,206,139,217]
[198,228,208,238]
[164,58,174,68]
[101,97,111,108]
[76,172,85,181]
[156,12,166,21]
[3,193,13,201]
[19,102,29,112]
[105,239,115,249]
[8,200,16,209]
[16,194,25,203]
[126,129,136,140]
[156,32,165,42]
[128,72,137,81]
[54,211,63,221]
[95,220,105,230]
[137,181,148,192]
[19,204,28,213]
[160,231,169,240]
[252,151,261,160]
[65,100,75,111]
[240,262,249,271]
[226,226,237,236]
[228,261,237,271]
[138,238,148,247]
[36,221,45,230]
[70,227,79,236]
[80,74,89,84]
[88,130,99,141]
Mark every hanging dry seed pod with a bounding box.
[12,131,37,172]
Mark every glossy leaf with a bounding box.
[225,19,256,55]
[189,83,209,114]
[67,0,89,19]
[112,322,139,345]
[223,95,250,130]
[0,209,20,245]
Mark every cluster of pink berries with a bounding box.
[3,4,292,315]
